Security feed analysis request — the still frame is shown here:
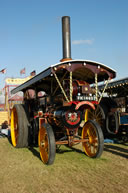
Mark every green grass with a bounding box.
[0,138,128,193]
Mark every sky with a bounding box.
[0,0,128,90]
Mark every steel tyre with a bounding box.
[11,104,29,148]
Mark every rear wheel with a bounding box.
[85,104,109,137]
[11,104,29,148]
[38,123,56,165]
[85,104,105,127]
[82,120,104,158]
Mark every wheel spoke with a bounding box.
[96,110,102,117]
[82,120,104,158]
[85,105,104,128]
[40,146,48,163]
[38,123,56,165]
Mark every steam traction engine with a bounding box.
[10,16,116,165]
[98,77,128,142]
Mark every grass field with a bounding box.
[0,137,128,193]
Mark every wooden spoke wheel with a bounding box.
[82,120,104,158]
[38,123,56,165]
[85,104,105,127]
[11,104,29,148]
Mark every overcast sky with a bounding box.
[0,0,127,89]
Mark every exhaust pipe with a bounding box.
[60,16,72,62]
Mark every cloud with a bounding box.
[72,39,94,45]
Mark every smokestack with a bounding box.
[60,16,72,62]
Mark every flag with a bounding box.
[30,70,36,76]
[0,68,6,74]
[20,68,25,75]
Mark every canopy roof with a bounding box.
[99,77,128,96]
[11,59,116,95]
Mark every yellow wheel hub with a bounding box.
[38,127,49,164]
[89,136,94,144]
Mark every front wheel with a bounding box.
[38,123,56,165]
[82,120,104,158]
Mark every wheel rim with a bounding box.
[85,105,104,126]
[11,108,18,147]
[38,126,49,164]
[82,122,99,157]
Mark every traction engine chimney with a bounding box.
[61,16,72,62]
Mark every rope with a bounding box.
[95,73,98,102]
[53,71,68,96]
[98,79,110,103]
[54,72,69,102]
[70,71,73,101]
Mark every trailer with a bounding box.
[10,16,116,164]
